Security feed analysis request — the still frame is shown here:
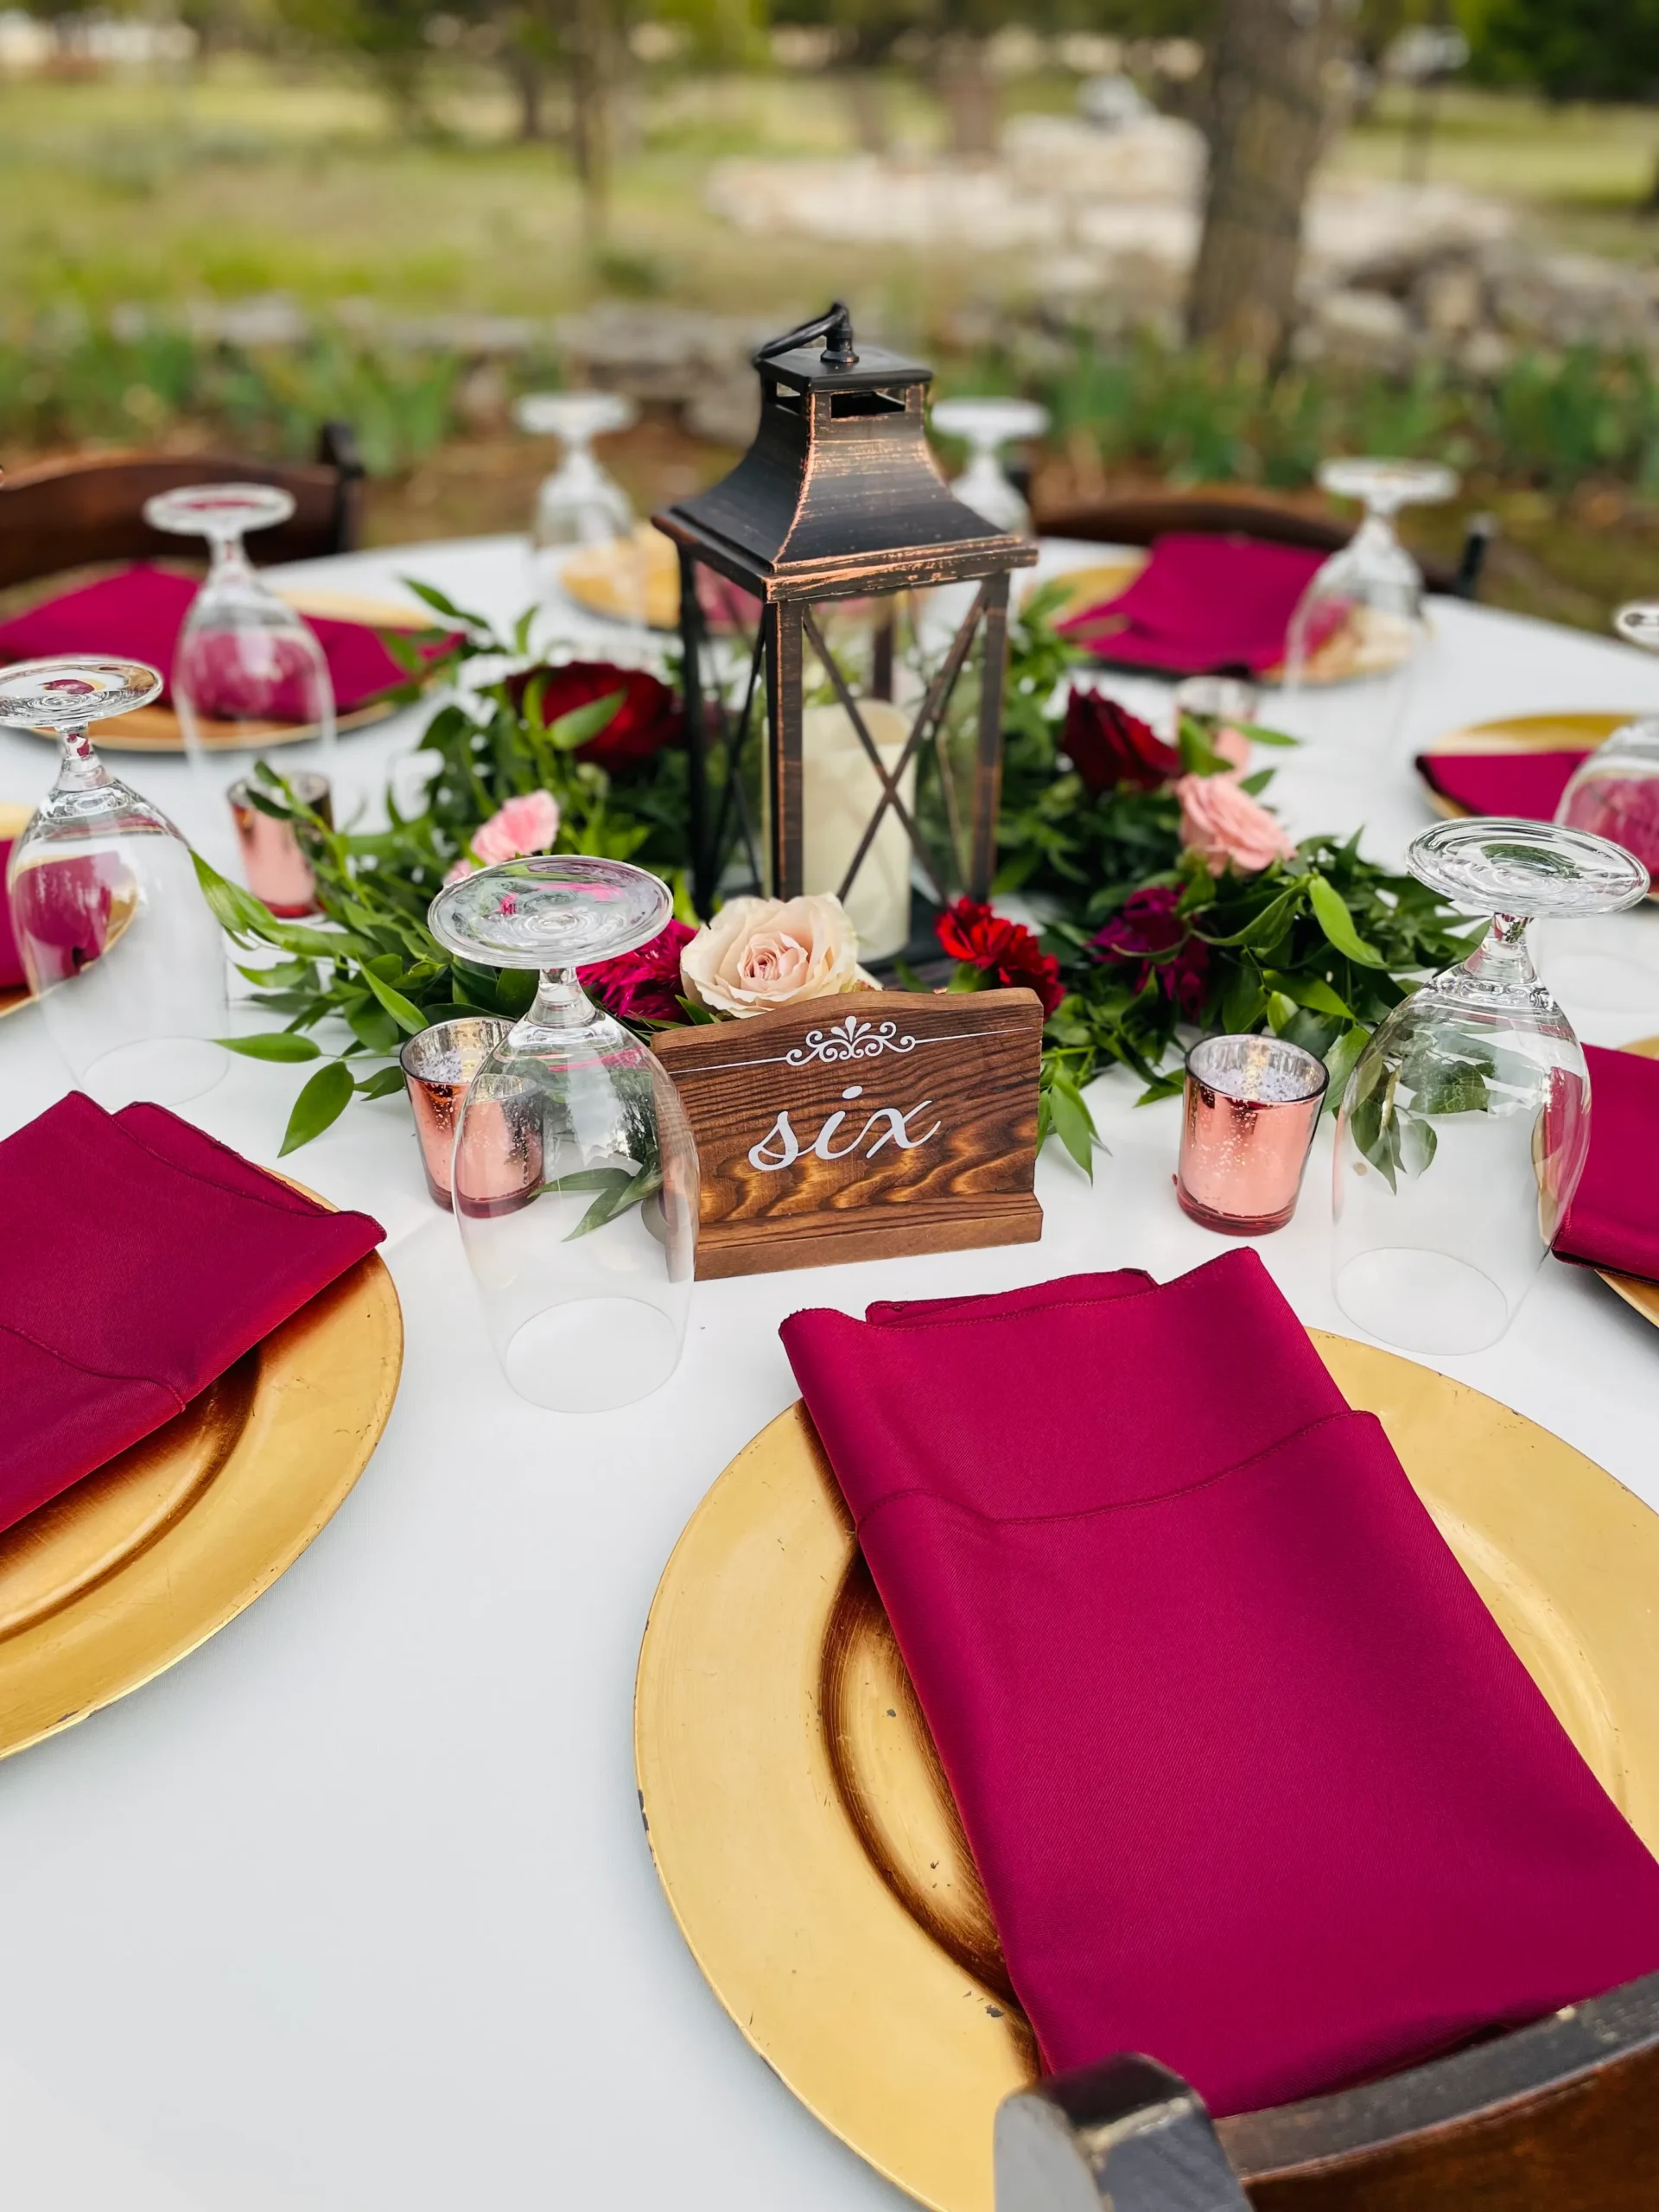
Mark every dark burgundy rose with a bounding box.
[1091,885,1211,1022]
[1064,689,1181,796]
[936,897,1065,1019]
[579,918,696,1027]
[506,661,682,772]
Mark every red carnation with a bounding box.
[579,918,696,1027]
[936,897,1065,1018]
[1064,689,1180,796]
[1091,885,1211,1022]
[507,661,682,772]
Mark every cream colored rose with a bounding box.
[681,893,871,1018]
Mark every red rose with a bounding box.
[507,661,682,772]
[1091,885,1211,1022]
[579,918,696,1027]
[936,897,1065,1018]
[1064,690,1180,796]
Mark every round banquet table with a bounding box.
[1,537,1658,2212]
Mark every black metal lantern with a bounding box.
[654,304,1037,958]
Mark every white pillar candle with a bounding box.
[801,698,917,961]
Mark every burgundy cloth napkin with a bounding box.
[1058,534,1331,675]
[0,564,433,717]
[0,1092,385,1537]
[0,835,23,991]
[781,1248,1659,2116]
[1415,749,1586,823]
[1554,1045,1659,1284]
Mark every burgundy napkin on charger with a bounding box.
[0,1091,385,1538]
[0,564,435,719]
[1554,1045,1659,1285]
[781,1249,1659,2117]
[1415,748,1588,823]
[1058,534,1332,675]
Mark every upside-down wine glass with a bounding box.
[143,484,336,795]
[2,656,228,1107]
[930,396,1049,538]
[426,855,698,1413]
[1283,458,1458,746]
[1332,817,1649,1355]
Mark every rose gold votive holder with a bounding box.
[400,1017,538,1213]
[1176,1033,1329,1236]
[228,774,331,918]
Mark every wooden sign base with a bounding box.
[652,988,1044,1281]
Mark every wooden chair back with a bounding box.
[996,1970,1659,2210]
[0,424,365,592]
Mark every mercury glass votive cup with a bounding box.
[227,773,330,917]
[400,1017,530,1211]
[1177,1034,1330,1236]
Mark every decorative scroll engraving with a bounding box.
[784,1016,918,1068]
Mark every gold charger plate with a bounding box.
[560,529,681,632]
[0,1243,401,1759]
[636,1344,1659,2212]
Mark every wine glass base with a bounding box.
[1333,1247,1516,1356]
[79,1038,227,1112]
[499,1296,684,1413]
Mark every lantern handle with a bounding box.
[753,302,859,372]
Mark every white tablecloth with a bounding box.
[2,538,1658,2212]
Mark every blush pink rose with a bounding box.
[681,893,869,1018]
[1176,773,1298,877]
[470,789,562,867]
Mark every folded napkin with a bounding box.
[0,1092,385,1537]
[1415,748,1586,823]
[781,1249,1659,2116]
[0,565,433,719]
[0,831,23,991]
[1554,1045,1659,1284]
[1057,534,1331,676]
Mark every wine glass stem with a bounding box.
[209,530,254,585]
[56,724,107,791]
[1465,911,1535,985]
[518,966,598,1039]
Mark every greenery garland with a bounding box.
[197,575,1477,1167]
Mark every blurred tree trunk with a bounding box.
[567,0,614,241]
[934,35,1000,161]
[1186,0,1345,365]
[504,43,544,139]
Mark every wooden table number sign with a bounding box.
[652,988,1045,1280]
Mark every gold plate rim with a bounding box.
[0,1242,403,1761]
[636,1341,1659,2212]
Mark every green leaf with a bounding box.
[1176,712,1231,777]
[1264,969,1352,1020]
[215,1031,323,1062]
[278,1059,354,1154]
[345,1000,401,1054]
[1232,719,1300,748]
[1399,1112,1438,1177]
[360,965,429,1036]
[1046,1073,1097,1180]
[1308,874,1385,967]
[400,577,487,632]
[1237,768,1275,798]
[549,690,625,752]
[353,1065,407,1100]
[1323,1025,1370,1112]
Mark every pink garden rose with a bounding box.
[681,893,868,1018]
[470,788,562,867]
[1175,773,1298,877]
